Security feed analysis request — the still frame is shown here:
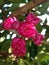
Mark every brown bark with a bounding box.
[11,0,47,17]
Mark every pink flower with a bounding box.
[26,13,40,26]
[12,19,20,31]
[3,17,18,30]
[18,21,37,38]
[33,33,44,46]
[31,31,38,41]
[11,37,26,57]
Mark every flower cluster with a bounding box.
[3,12,44,57]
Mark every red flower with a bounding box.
[12,19,20,31]
[33,33,44,46]
[18,21,37,38]
[26,13,40,26]
[3,17,18,30]
[11,37,26,57]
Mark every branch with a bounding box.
[11,0,47,17]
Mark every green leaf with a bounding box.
[37,45,44,53]
[42,54,49,61]
[7,3,19,12]
[44,18,47,25]
[28,42,38,59]
[18,15,26,21]
[33,53,49,63]
[44,44,49,52]
[0,58,17,65]
[0,39,11,52]
[0,58,6,65]
[42,19,49,40]
[36,0,49,15]
[46,11,49,15]
[0,14,3,18]
[19,59,25,65]
[0,30,10,37]
[36,23,42,33]
[40,60,49,65]
[0,0,4,4]
[9,0,26,3]
[6,58,14,65]
[37,44,49,55]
